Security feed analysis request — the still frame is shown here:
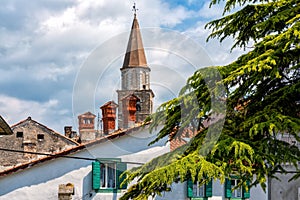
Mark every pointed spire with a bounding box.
[122,8,148,69]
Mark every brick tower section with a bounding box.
[120,94,139,128]
[78,112,95,131]
[100,101,117,134]
[78,112,96,141]
[117,14,154,129]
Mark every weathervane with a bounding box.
[132,2,138,16]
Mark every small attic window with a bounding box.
[37,134,44,141]
[83,119,91,124]
[16,132,23,138]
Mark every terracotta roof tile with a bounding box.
[0,122,150,177]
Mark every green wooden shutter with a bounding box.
[187,179,193,198]
[116,162,127,189]
[224,178,232,198]
[205,179,213,197]
[92,161,101,190]
[242,180,250,199]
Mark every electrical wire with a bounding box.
[0,147,144,165]
[3,147,298,173]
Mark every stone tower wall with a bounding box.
[117,90,153,129]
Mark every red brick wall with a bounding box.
[101,102,117,134]
[170,128,197,151]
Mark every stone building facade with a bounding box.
[0,117,78,171]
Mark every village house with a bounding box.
[0,122,170,200]
[0,117,79,172]
[0,9,163,200]
[1,6,299,200]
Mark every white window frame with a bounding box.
[231,179,242,198]
[192,181,205,197]
[100,163,116,189]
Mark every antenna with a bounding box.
[97,112,100,131]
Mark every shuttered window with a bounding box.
[242,180,250,199]
[100,163,116,188]
[187,179,213,199]
[116,162,127,189]
[224,177,250,199]
[92,159,127,192]
[225,178,232,198]
[92,162,101,190]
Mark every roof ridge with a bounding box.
[11,117,80,145]
[0,122,151,177]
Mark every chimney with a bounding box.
[64,126,72,138]
[100,101,117,134]
[78,112,96,131]
[78,112,96,142]
[58,183,74,200]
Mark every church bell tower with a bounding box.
[117,8,154,129]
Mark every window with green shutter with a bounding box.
[187,179,213,199]
[92,158,127,193]
[224,177,250,199]
[116,162,127,189]
[224,178,232,198]
[187,179,194,198]
[205,180,212,197]
[92,161,101,190]
[242,180,250,199]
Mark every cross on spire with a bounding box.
[132,2,138,16]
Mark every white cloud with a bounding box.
[40,7,78,33]
[0,0,244,134]
[197,1,224,19]
[35,64,73,81]
[183,19,247,67]
[0,95,70,133]
[139,1,195,28]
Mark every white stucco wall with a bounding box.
[0,125,268,200]
[0,126,169,200]
[155,179,267,200]
[269,165,300,200]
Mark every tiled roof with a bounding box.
[78,111,96,117]
[100,100,118,109]
[0,122,149,177]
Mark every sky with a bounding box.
[0,0,245,134]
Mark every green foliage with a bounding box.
[121,0,300,199]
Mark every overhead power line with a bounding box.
[0,148,144,165]
[1,148,299,174]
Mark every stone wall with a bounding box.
[117,89,153,129]
[0,117,78,169]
